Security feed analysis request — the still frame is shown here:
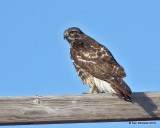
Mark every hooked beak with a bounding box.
[64,30,68,39]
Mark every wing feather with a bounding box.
[71,35,132,98]
[71,35,126,79]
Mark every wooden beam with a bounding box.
[0,92,159,126]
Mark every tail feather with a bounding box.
[110,79,132,102]
[117,93,132,102]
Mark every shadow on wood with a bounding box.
[132,92,158,118]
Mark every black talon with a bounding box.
[96,91,105,93]
[82,92,88,94]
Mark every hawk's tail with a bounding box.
[111,79,132,102]
[117,92,132,102]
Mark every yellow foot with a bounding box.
[89,91,99,94]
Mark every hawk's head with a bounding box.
[64,27,84,44]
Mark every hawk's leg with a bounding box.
[88,86,99,94]
[89,86,94,94]
[82,86,98,94]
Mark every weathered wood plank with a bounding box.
[0,92,159,125]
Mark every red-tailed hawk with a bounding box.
[64,27,132,102]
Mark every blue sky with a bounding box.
[0,0,159,128]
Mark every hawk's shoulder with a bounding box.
[70,35,126,79]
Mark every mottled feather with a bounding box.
[64,27,132,102]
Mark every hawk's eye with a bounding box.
[70,31,75,35]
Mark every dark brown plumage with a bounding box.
[64,27,132,102]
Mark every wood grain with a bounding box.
[0,92,159,125]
